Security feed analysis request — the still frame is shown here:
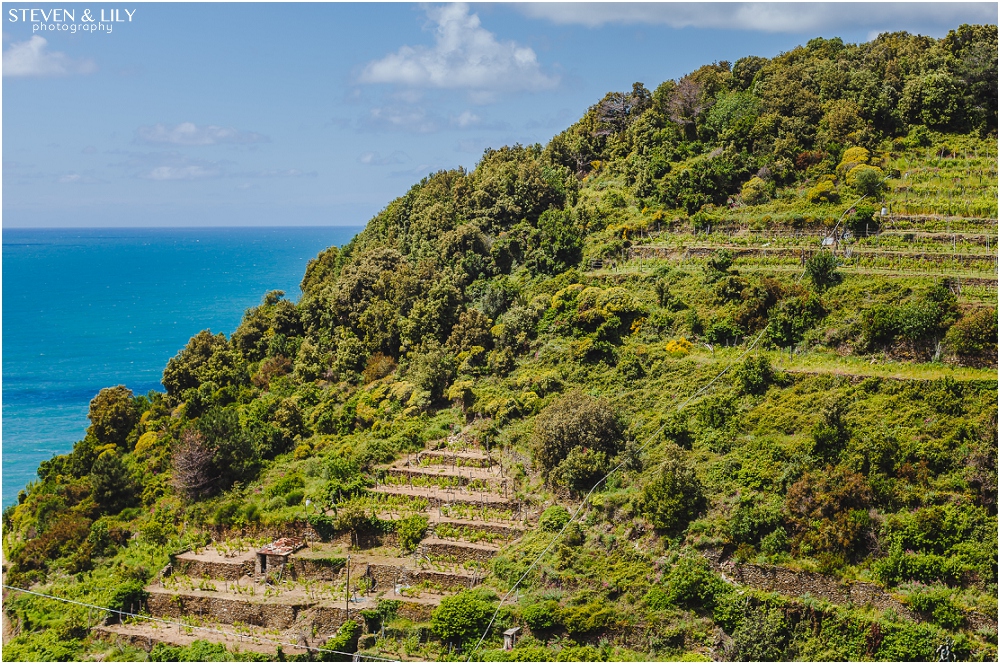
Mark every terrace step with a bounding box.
[146,586,313,629]
[415,536,501,564]
[377,466,511,493]
[339,553,481,593]
[383,463,505,482]
[368,484,521,509]
[629,244,999,264]
[171,548,256,581]
[94,621,310,657]
[145,583,443,629]
[415,449,494,468]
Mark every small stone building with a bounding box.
[255,537,305,576]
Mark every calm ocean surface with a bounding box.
[2,226,362,508]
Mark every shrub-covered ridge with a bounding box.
[3,24,997,662]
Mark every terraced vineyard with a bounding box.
[95,431,535,659]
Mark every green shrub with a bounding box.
[643,586,672,611]
[805,179,838,204]
[108,580,148,621]
[308,513,337,540]
[560,601,615,635]
[212,501,241,526]
[521,600,561,631]
[284,489,304,506]
[804,250,841,291]
[664,555,729,610]
[704,250,734,283]
[731,607,790,661]
[91,450,137,514]
[268,474,304,498]
[945,308,997,365]
[759,527,789,556]
[705,318,745,346]
[242,504,260,523]
[734,355,774,396]
[150,640,237,662]
[741,176,769,205]
[811,402,849,460]
[395,514,429,553]
[552,447,609,494]
[906,587,964,629]
[873,619,943,662]
[639,451,706,533]
[533,392,623,479]
[431,589,497,644]
[846,164,886,196]
[539,505,571,532]
[845,203,878,236]
[319,619,360,661]
[729,493,783,546]
[860,285,959,351]
[766,294,825,348]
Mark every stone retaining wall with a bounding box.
[704,549,999,633]
[417,451,492,468]
[408,569,477,591]
[430,521,522,539]
[305,606,350,634]
[417,540,497,564]
[147,590,307,629]
[174,557,253,581]
[373,489,517,510]
[305,599,432,633]
[207,521,323,543]
[716,559,916,620]
[286,557,347,582]
[398,601,434,622]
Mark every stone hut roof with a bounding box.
[258,537,305,556]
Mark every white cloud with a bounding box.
[365,106,441,133]
[517,3,998,35]
[3,36,96,77]
[235,169,318,178]
[360,3,557,94]
[136,122,269,146]
[449,110,510,130]
[58,173,100,184]
[112,150,312,181]
[359,151,409,165]
[111,151,227,180]
[143,165,221,181]
[452,111,481,128]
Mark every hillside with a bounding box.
[3,24,998,662]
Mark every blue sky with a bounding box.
[3,2,996,228]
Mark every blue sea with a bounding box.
[2,226,362,508]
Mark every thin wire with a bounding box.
[2,584,400,662]
[466,328,768,659]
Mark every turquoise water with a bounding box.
[2,226,361,508]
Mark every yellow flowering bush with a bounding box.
[665,338,694,356]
